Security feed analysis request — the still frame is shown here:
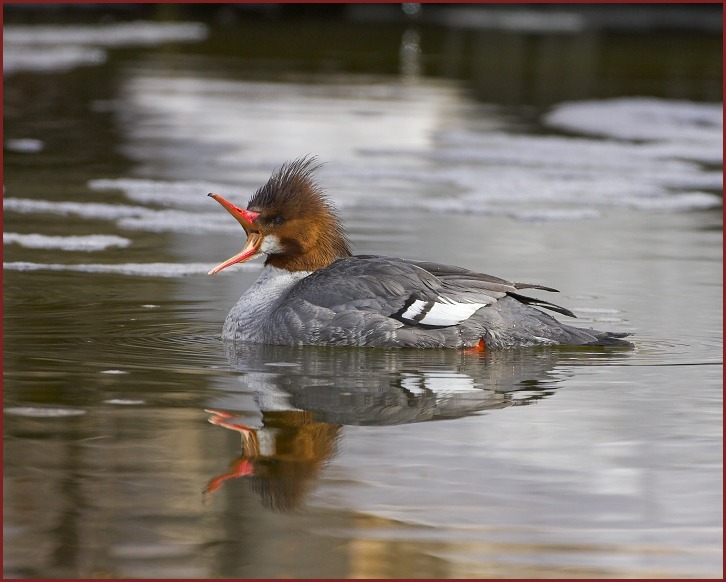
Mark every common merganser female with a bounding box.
[208,157,632,349]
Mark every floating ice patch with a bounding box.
[3,46,106,74]
[4,406,86,418]
[5,138,44,153]
[432,129,705,173]
[3,197,153,220]
[4,21,207,74]
[544,98,723,147]
[3,261,260,277]
[4,233,131,251]
[4,22,208,48]
[615,191,722,211]
[340,149,721,219]
[350,98,722,219]
[104,399,146,405]
[330,97,723,220]
[504,208,602,222]
[434,7,585,33]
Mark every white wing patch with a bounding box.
[400,300,427,320]
[398,296,490,327]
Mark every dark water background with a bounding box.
[3,4,722,578]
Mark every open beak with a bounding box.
[207,193,263,275]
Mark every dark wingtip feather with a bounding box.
[508,291,577,318]
[514,282,560,293]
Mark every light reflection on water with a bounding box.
[3,6,723,579]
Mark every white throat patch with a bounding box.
[260,234,285,255]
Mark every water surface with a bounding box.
[3,6,722,578]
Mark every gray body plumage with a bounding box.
[222,255,632,349]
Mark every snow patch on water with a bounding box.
[4,261,260,277]
[4,233,131,251]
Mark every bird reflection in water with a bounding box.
[203,342,630,512]
[204,408,341,512]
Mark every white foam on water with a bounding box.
[3,261,261,277]
[4,233,131,251]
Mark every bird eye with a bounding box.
[271,215,285,226]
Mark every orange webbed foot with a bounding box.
[463,338,486,354]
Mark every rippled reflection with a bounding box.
[203,342,631,512]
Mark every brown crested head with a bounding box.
[208,157,352,274]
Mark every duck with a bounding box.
[208,157,632,349]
